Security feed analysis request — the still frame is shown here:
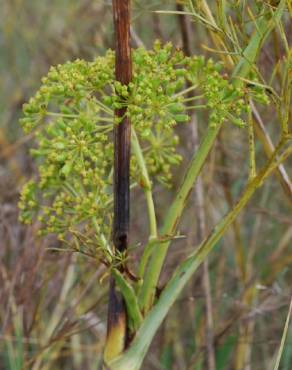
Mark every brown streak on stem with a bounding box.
[112,0,132,249]
[106,0,132,362]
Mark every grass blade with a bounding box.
[273,297,292,370]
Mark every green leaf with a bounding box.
[215,335,236,370]
[112,269,143,333]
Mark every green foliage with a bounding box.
[215,335,237,370]
[18,42,257,265]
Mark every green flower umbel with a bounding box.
[19,42,254,264]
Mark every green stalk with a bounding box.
[131,129,157,240]
[108,140,291,370]
[131,128,158,281]
[138,1,286,312]
[273,297,292,370]
[138,124,221,311]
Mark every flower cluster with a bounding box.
[185,57,246,127]
[19,42,259,262]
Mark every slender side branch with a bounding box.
[251,102,292,200]
[131,129,157,240]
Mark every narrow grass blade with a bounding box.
[273,297,292,370]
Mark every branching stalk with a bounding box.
[139,124,221,311]
[138,1,286,313]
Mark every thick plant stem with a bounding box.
[108,140,291,370]
[105,0,132,365]
[112,0,132,250]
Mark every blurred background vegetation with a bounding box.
[0,1,291,369]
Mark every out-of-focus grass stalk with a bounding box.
[5,306,24,370]
[31,257,76,370]
[247,99,256,181]
[175,5,216,366]
[273,297,292,370]
[252,102,292,202]
[234,285,257,370]
[71,334,83,369]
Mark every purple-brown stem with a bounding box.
[106,0,132,355]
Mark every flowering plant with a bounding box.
[19,42,255,267]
